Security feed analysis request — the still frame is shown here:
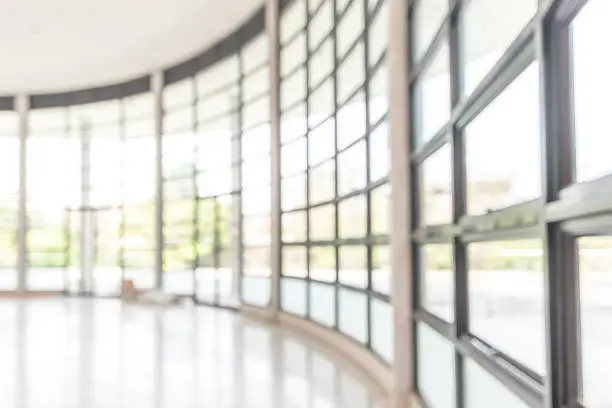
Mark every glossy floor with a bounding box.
[0,298,388,408]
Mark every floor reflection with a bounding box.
[0,299,387,408]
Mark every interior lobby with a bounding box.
[0,0,608,407]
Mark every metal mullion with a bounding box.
[281,24,307,50]
[331,0,340,330]
[457,335,544,408]
[302,0,312,320]
[213,198,220,306]
[236,53,245,304]
[119,99,127,288]
[539,12,579,408]
[410,125,450,164]
[461,225,541,243]
[360,0,372,351]
[191,76,199,300]
[414,309,454,340]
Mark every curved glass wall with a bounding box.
[0,112,18,291]
[279,0,391,362]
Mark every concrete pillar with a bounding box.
[388,0,414,406]
[268,0,282,316]
[153,71,164,290]
[16,94,29,293]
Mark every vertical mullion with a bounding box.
[539,14,579,408]
[448,1,467,408]
[119,99,126,285]
[363,0,373,351]
[305,0,312,319]
[214,197,220,306]
[332,0,340,331]
[17,95,28,293]
[191,75,199,300]
[153,72,165,291]
[237,54,245,305]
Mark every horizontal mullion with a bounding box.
[413,225,459,244]
[280,61,306,83]
[548,174,612,222]
[460,199,543,236]
[550,0,588,23]
[336,0,358,24]
[457,335,544,408]
[337,81,366,109]
[163,101,195,114]
[281,26,307,50]
[195,109,239,128]
[282,235,389,246]
[410,125,451,164]
[461,225,541,243]
[280,96,307,116]
[197,80,239,101]
[453,22,537,129]
[309,0,327,19]
[367,0,385,22]
[414,309,454,339]
[562,214,612,236]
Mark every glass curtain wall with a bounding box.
[0,111,19,291]
[162,79,197,296]
[193,54,241,307]
[121,93,156,291]
[410,1,612,408]
[279,0,392,362]
[27,108,79,291]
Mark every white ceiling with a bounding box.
[0,0,264,94]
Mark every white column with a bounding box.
[153,72,164,290]
[268,0,282,316]
[16,94,29,293]
[388,0,414,405]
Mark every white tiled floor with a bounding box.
[0,298,388,408]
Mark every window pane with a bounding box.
[421,244,454,322]
[339,246,367,288]
[369,2,388,66]
[310,246,336,282]
[281,103,307,143]
[421,144,452,225]
[309,205,335,241]
[468,240,545,374]
[282,247,307,278]
[462,0,537,96]
[412,0,447,62]
[464,359,531,408]
[372,246,390,294]
[309,118,335,166]
[338,43,365,103]
[338,288,368,343]
[244,248,270,277]
[282,211,307,243]
[309,78,335,125]
[281,0,306,43]
[339,195,367,238]
[413,41,450,147]
[281,33,307,77]
[338,140,367,195]
[371,184,390,235]
[371,299,393,362]
[573,0,612,183]
[309,0,333,48]
[418,323,456,408]
[310,281,336,327]
[578,236,612,408]
[369,121,389,181]
[281,68,307,109]
[282,174,307,211]
[310,39,334,88]
[242,276,271,307]
[310,161,335,204]
[337,0,364,57]
[337,94,366,150]
[465,64,541,215]
[281,278,307,316]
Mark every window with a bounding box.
[578,236,612,408]
[413,40,451,147]
[421,244,453,321]
[465,64,541,215]
[461,0,538,97]
[464,359,531,408]
[572,0,612,183]
[468,240,545,374]
[418,323,456,408]
[411,0,448,63]
[421,144,452,225]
